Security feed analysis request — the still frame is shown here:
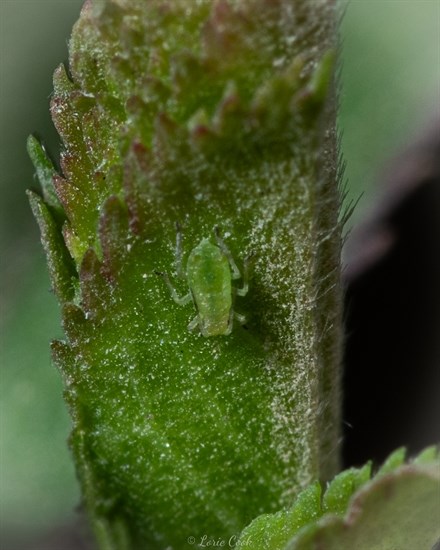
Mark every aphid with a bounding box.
[156,224,250,337]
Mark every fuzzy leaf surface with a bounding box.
[29,0,342,547]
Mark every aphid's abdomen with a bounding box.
[196,291,232,336]
[187,239,233,336]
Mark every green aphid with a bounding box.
[157,225,250,337]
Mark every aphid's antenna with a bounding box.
[154,270,192,306]
[236,251,255,296]
[214,225,241,280]
[175,221,184,278]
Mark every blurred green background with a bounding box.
[0,0,438,546]
[1,0,84,544]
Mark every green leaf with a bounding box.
[413,446,438,465]
[308,50,336,106]
[288,463,440,550]
[27,190,76,302]
[322,462,372,516]
[29,1,342,547]
[27,135,63,213]
[376,446,406,476]
[238,483,322,550]
[239,447,440,550]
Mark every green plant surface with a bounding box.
[28,0,342,548]
[2,1,438,545]
[289,463,440,550]
[239,447,440,550]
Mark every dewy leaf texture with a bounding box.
[28,0,343,548]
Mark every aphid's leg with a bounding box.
[174,221,184,279]
[226,308,246,333]
[187,316,199,332]
[225,308,234,335]
[236,252,254,296]
[234,312,247,325]
[155,271,192,305]
[214,225,241,280]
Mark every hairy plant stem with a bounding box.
[29,1,342,548]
